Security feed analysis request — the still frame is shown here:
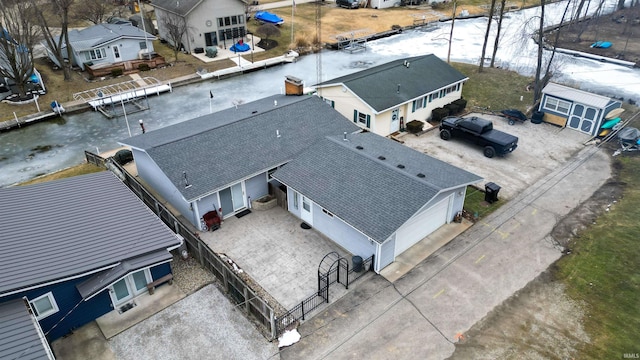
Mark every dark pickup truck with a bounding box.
[439,116,518,158]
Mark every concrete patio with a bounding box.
[199,206,352,310]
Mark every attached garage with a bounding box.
[273,132,482,273]
[395,196,451,256]
[539,83,622,136]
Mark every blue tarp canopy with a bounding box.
[255,11,284,25]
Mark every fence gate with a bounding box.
[318,251,350,302]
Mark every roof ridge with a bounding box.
[318,55,434,86]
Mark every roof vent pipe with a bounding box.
[397,84,400,94]
[274,100,277,107]
[343,132,348,141]
[183,171,192,188]
[406,62,410,68]
[277,129,281,138]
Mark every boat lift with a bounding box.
[332,29,373,53]
[73,77,171,119]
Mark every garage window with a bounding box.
[543,97,571,115]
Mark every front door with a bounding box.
[219,182,246,217]
[109,269,151,306]
[231,182,245,211]
[390,108,400,133]
[301,195,313,225]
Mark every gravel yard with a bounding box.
[109,284,278,360]
[170,251,216,295]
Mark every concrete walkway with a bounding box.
[280,145,611,359]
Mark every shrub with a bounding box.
[445,103,460,114]
[138,63,150,71]
[391,25,402,31]
[406,120,424,134]
[431,107,450,122]
[453,98,467,111]
[111,68,123,77]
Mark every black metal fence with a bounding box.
[275,254,374,337]
[87,151,375,340]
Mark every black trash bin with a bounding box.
[352,255,363,273]
[485,182,501,203]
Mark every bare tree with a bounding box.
[532,0,572,105]
[0,0,38,97]
[490,0,506,68]
[73,0,110,25]
[31,0,74,80]
[478,0,497,72]
[161,12,188,62]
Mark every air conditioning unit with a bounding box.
[138,49,153,59]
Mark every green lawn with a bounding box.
[556,155,640,358]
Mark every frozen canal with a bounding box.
[1,0,638,187]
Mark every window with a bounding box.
[293,192,299,209]
[139,41,148,50]
[218,18,224,27]
[30,292,59,320]
[84,48,106,61]
[224,17,231,26]
[353,110,371,128]
[543,97,571,115]
[412,98,424,112]
[232,16,238,25]
[322,208,334,218]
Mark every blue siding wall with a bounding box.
[1,273,112,341]
[245,172,268,203]
[1,263,173,342]
[311,203,375,258]
[378,235,395,271]
[133,150,194,225]
[151,262,172,281]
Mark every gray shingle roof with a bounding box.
[0,299,52,360]
[272,132,482,243]
[63,23,156,50]
[0,172,180,297]
[316,54,468,113]
[121,94,361,201]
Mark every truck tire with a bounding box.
[483,146,496,158]
[440,129,451,140]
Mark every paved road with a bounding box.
[280,145,611,359]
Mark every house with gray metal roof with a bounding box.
[272,132,482,272]
[47,23,157,71]
[315,54,468,137]
[120,94,360,230]
[152,0,247,53]
[538,82,622,136]
[0,171,181,342]
[0,299,54,360]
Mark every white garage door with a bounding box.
[395,196,451,256]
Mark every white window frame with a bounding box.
[543,97,571,115]
[293,192,299,209]
[412,98,424,112]
[30,292,59,320]
[85,48,106,61]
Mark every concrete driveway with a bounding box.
[402,113,591,200]
[280,121,612,359]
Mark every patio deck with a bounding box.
[199,206,352,310]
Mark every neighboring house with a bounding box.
[538,82,622,136]
[0,172,181,343]
[0,28,46,101]
[47,23,156,71]
[315,54,468,137]
[152,0,247,53]
[272,132,482,272]
[0,299,55,360]
[120,94,360,229]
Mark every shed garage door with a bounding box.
[395,196,450,256]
